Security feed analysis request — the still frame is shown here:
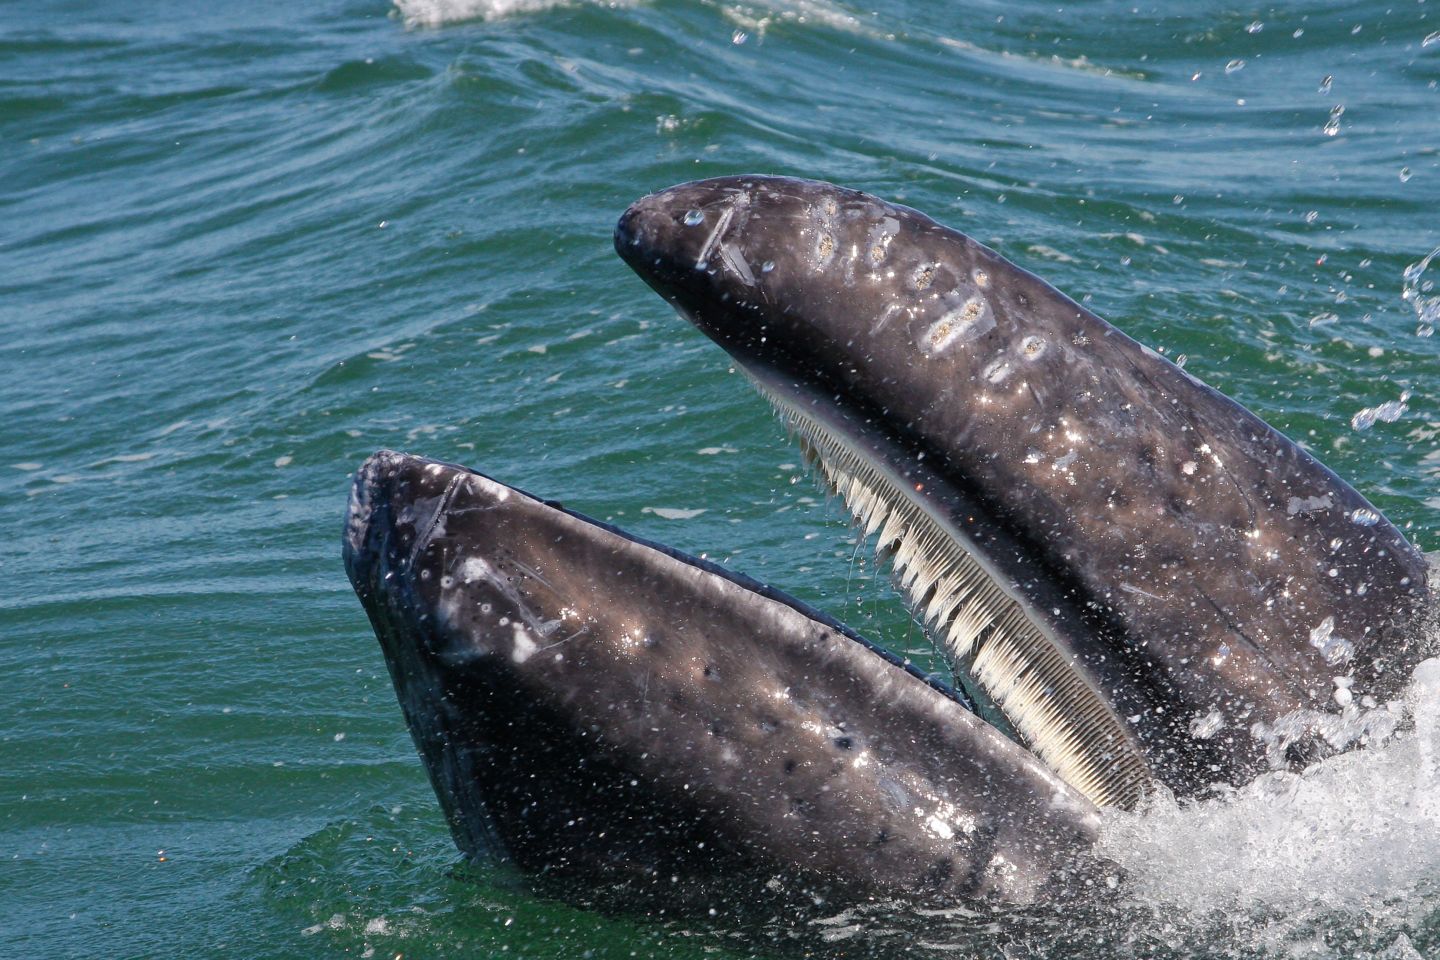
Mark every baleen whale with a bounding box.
[345,176,1430,907]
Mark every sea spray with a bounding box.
[1097,648,1440,927]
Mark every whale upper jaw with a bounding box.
[343,450,1106,907]
[615,175,1432,808]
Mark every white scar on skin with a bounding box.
[696,194,746,267]
[468,474,510,502]
[511,622,538,663]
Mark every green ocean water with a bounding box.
[4,0,1438,956]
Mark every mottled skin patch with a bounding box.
[344,451,1102,908]
[615,175,1430,797]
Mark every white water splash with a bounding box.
[1403,246,1440,338]
[641,505,706,520]
[720,0,883,40]
[1351,391,1411,431]
[394,0,870,31]
[1098,640,1440,932]
[394,0,633,27]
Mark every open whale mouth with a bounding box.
[614,175,1431,811]
[741,371,1152,809]
[613,179,1159,810]
[342,175,1431,908]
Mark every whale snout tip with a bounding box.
[344,449,407,561]
[614,177,765,273]
[613,188,691,264]
[344,452,526,571]
[613,198,644,254]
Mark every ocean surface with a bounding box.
[5,0,1439,956]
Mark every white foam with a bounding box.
[393,0,632,27]
[720,0,885,41]
[1097,628,1440,938]
[641,506,706,520]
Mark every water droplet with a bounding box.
[1425,30,1440,48]
[1225,59,1246,74]
[1305,210,1319,223]
[760,260,775,273]
[1246,20,1264,34]
[1323,104,1344,137]
[683,209,705,227]
[1402,246,1440,337]
[1400,166,1413,183]
[1333,680,1353,708]
[1308,616,1354,665]
[731,29,748,45]
[1318,75,1333,94]
[1350,392,1410,431]
[1189,710,1226,740]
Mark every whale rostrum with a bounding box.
[614,175,1430,808]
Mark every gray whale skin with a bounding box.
[343,176,1430,910]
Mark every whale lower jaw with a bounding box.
[344,450,1106,907]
